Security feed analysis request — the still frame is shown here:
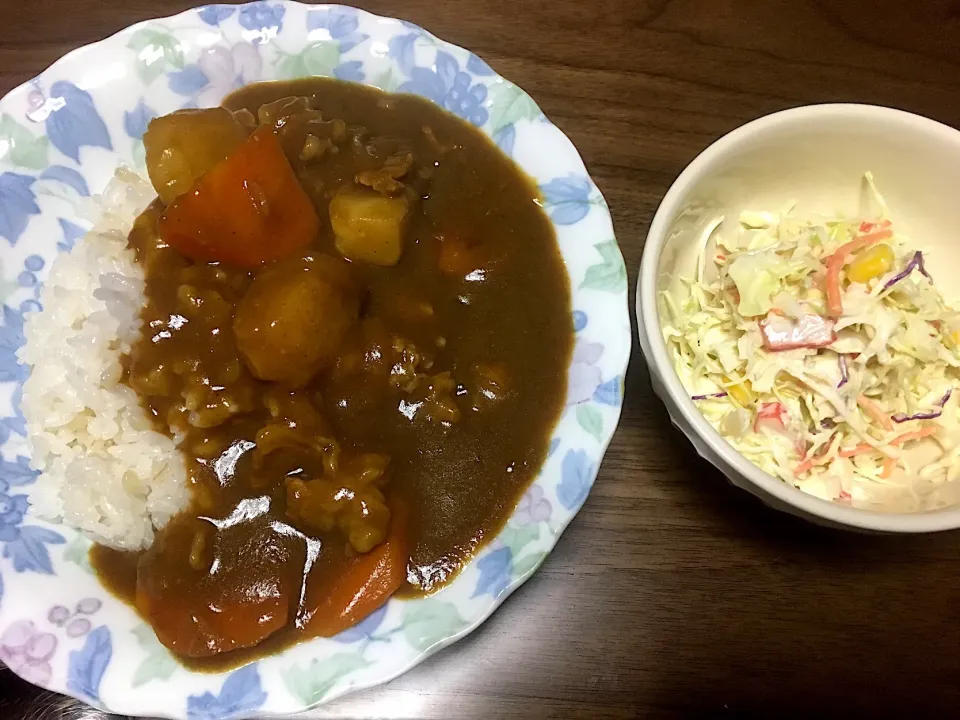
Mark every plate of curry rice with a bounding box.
[0,2,630,716]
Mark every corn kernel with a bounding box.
[724,375,753,406]
[847,244,895,283]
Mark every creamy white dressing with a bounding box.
[661,175,960,512]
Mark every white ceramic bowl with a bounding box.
[637,103,960,533]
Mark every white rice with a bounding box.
[17,168,189,550]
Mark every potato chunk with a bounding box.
[329,188,411,266]
[233,255,359,386]
[144,107,249,205]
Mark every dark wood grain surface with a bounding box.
[2,1,960,718]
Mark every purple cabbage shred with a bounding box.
[891,388,954,423]
[837,354,849,388]
[916,251,934,282]
[692,392,728,401]
[881,251,934,292]
[892,409,943,423]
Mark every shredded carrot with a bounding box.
[838,443,873,458]
[880,456,896,479]
[825,228,894,316]
[835,229,894,259]
[839,427,938,459]
[857,395,893,431]
[794,435,841,475]
[890,427,938,445]
[825,252,845,317]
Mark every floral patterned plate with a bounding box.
[0,3,630,717]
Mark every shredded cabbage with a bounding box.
[662,173,960,512]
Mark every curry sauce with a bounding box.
[91,78,572,670]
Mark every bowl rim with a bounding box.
[637,102,960,533]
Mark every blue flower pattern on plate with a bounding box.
[594,376,622,406]
[0,173,39,246]
[0,3,628,716]
[399,51,489,127]
[67,625,111,702]
[238,2,285,40]
[16,254,43,289]
[3,522,66,575]
[540,175,593,225]
[123,99,156,140]
[57,218,86,252]
[332,603,387,643]
[0,477,30,542]
[572,310,588,332]
[334,61,364,83]
[44,82,112,163]
[0,385,27,443]
[557,449,595,511]
[472,546,512,598]
[0,298,65,576]
[306,7,369,54]
[187,664,268,720]
[298,8,369,82]
[547,437,561,458]
[387,33,417,75]
[466,53,495,77]
[493,124,515,157]
[0,304,27,383]
[168,66,211,96]
[198,5,236,27]
[39,165,89,197]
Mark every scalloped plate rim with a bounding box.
[0,2,631,717]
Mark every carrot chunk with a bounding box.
[303,503,408,638]
[158,127,319,268]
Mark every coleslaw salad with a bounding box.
[660,173,960,511]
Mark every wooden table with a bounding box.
[2,1,960,717]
